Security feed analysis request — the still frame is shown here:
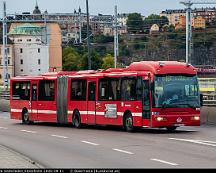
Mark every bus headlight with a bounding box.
[191,116,200,121]
[156,117,166,121]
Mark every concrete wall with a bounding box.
[201,106,216,125]
[0,100,215,125]
[0,99,10,112]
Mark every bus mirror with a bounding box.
[200,94,203,107]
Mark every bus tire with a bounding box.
[73,111,81,128]
[124,112,134,132]
[22,109,30,124]
[166,126,177,132]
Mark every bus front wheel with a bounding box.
[124,112,134,132]
[166,126,177,132]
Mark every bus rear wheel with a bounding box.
[124,112,134,132]
[22,110,30,124]
[73,112,81,128]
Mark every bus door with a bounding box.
[37,80,57,122]
[87,80,97,124]
[143,80,151,119]
[30,81,38,121]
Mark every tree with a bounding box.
[62,47,82,71]
[127,13,144,34]
[101,54,114,69]
[80,50,103,70]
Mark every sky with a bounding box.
[1,0,216,16]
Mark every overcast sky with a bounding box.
[1,0,216,16]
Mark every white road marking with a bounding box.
[169,138,216,147]
[151,158,179,166]
[0,127,8,130]
[81,140,99,146]
[112,148,134,155]
[20,130,37,134]
[51,135,68,139]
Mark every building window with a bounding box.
[18,39,22,42]
[8,59,10,65]
[20,48,23,53]
[38,48,40,53]
[38,59,40,65]
[20,59,23,64]
[36,39,40,42]
[27,39,31,42]
[38,69,40,71]
[7,48,10,54]
[21,69,23,72]
[0,74,1,79]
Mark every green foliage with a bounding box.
[81,50,103,70]
[127,13,144,34]
[101,54,114,69]
[62,47,82,71]
[93,35,114,43]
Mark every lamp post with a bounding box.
[86,0,91,70]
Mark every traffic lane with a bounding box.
[1,113,216,168]
[0,128,163,168]
[1,126,216,167]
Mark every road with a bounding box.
[0,111,216,169]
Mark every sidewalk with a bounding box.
[0,145,43,168]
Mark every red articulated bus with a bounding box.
[10,61,202,132]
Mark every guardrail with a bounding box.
[0,91,10,100]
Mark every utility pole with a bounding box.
[2,1,9,90]
[114,5,119,68]
[86,0,91,70]
[180,0,216,64]
[79,7,82,44]
[74,10,78,44]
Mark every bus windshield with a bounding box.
[154,75,200,108]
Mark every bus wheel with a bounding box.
[166,126,177,132]
[73,112,81,128]
[22,110,30,124]
[124,112,134,132]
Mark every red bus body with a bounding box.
[10,61,201,131]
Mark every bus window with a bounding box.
[32,84,37,101]
[99,78,120,101]
[71,79,87,101]
[38,80,55,101]
[88,82,96,101]
[121,78,137,101]
[12,81,30,100]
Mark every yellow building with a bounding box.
[193,16,206,29]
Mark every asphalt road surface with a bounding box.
[0,111,216,169]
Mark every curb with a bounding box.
[0,144,44,168]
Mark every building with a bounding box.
[160,9,186,26]
[193,16,206,29]
[150,24,160,34]
[0,39,14,85]
[175,15,206,30]
[193,7,216,23]
[161,8,216,27]
[91,14,113,35]
[8,22,62,76]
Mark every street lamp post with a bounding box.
[86,0,91,70]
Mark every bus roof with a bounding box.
[126,61,197,75]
